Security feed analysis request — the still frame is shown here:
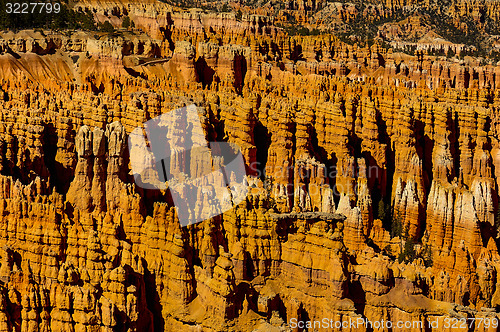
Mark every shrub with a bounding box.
[122,15,131,29]
[98,21,115,33]
[398,238,416,263]
[390,212,403,238]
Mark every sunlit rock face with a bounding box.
[1,0,500,330]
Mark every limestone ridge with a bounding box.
[0,2,500,331]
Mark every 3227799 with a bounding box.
[5,2,61,14]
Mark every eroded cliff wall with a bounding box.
[0,3,500,330]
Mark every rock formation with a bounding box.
[0,0,499,330]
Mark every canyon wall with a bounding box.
[0,2,500,330]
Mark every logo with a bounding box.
[128,104,249,226]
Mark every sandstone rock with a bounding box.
[1,5,500,330]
